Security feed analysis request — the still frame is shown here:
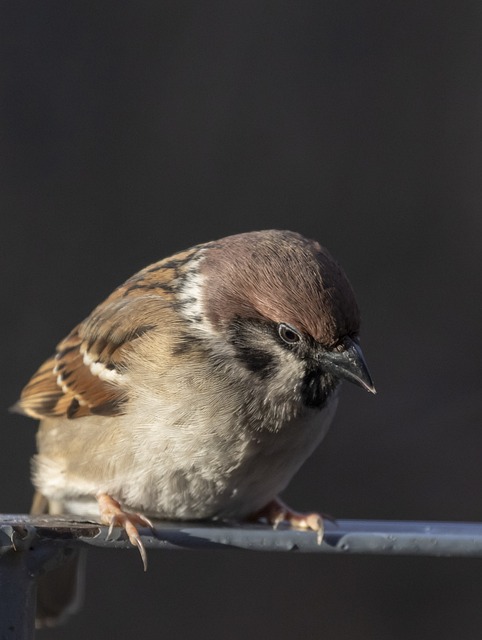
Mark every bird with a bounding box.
[14,229,375,625]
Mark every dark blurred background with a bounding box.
[1,1,482,638]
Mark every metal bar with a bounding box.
[0,517,82,639]
[2,515,482,637]
[0,551,36,640]
[88,518,482,557]
[3,514,482,556]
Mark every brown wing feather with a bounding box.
[15,295,169,420]
[15,325,129,420]
[15,246,200,421]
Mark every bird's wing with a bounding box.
[14,294,170,420]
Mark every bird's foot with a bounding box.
[251,497,326,544]
[96,493,153,571]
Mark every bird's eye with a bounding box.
[278,323,301,344]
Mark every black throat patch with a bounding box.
[301,367,338,409]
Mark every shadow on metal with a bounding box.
[3,514,482,638]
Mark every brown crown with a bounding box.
[201,230,360,346]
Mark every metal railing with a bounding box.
[3,514,482,638]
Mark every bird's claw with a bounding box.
[97,493,153,570]
[252,497,325,544]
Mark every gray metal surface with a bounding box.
[3,514,482,556]
[2,514,482,638]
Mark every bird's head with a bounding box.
[198,230,375,409]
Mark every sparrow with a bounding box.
[14,229,375,625]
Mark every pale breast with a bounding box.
[205,394,340,519]
[33,373,339,520]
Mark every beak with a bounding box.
[321,337,376,394]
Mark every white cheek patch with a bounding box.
[176,250,207,325]
[269,343,305,390]
[176,251,238,360]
